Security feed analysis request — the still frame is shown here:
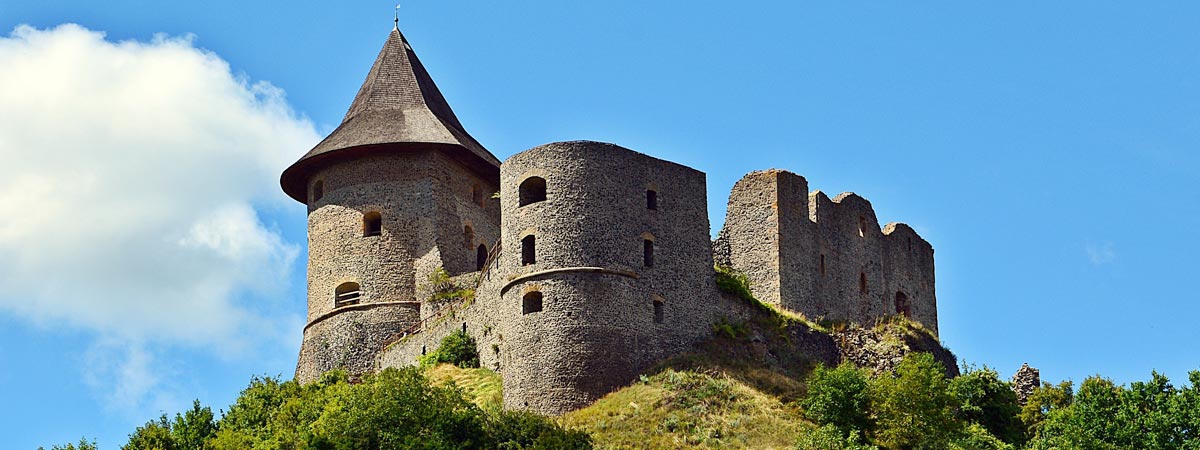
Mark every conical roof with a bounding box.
[281,28,500,202]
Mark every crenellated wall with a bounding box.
[715,170,937,333]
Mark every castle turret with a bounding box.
[282,26,501,383]
[494,141,720,414]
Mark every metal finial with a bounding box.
[394,4,400,30]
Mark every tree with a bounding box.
[123,415,177,450]
[39,439,97,450]
[1028,372,1199,449]
[171,400,217,450]
[800,362,873,438]
[948,365,1024,445]
[197,367,590,450]
[1018,380,1073,436]
[869,353,962,449]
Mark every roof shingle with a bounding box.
[281,29,499,202]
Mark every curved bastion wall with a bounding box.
[495,141,721,414]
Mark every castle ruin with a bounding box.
[281,26,937,415]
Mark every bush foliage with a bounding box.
[420,330,481,369]
[799,353,1200,449]
[113,367,589,450]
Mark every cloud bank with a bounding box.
[0,24,318,406]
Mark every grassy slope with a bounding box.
[422,272,948,449]
[426,363,814,449]
[424,319,939,449]
[560,369,813,449]
[425,363,504,411]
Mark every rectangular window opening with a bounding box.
[521,235,536,265]
[522,292,543,315]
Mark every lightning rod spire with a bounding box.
[394,4,400,30]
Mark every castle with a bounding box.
[281,25,937,415]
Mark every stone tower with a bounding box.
[280,26,502,383]
[714,170,937,332]
[493,141,720,414]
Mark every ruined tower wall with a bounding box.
[716,170,937,333]
[496,141,720,415]
[810,191,889,323]
[713,171,785,305]
[296,151,500,383]
[881,223,937,330]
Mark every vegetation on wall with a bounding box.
[428,268,475,303]
[420,330,481,369]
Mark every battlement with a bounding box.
[715,169,937,332]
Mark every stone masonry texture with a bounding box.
[287,29,942,416]
[296,151,499,383]
[714,170,938,333]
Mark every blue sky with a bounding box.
[1,1,1198,448]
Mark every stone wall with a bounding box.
[297,150,500,383]
[303,143,941,412]
[297,302,420,382]
[715,170,937,334]
[494,141,721,414]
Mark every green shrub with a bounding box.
[40,439,98,450]
[869,353,961,450]
[949,365,1024,445]
[1018,380,1073,437]
[795,424,877,450]
[487,410,593,449]
[129,367,589,450]
[800,362,872,439]
[715,265,756,305]
[122,400,217,450]
[949,423,1014,450]
[711,317,748,339]
[420,330,481,369]
[428,267,475,303]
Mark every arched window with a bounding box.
[522,291,543,314]
[363,212,382,237]
[643,239,655,268]
[647,190,658,210]
[476,244,488,271]
[895,292,911,318]
[521,235,536,265]
[653,298,664,324]
[311,180,324,202]
[463,224,474,249]
[519,177,546,206]
[334,282,361,307]
[859,272,868,294]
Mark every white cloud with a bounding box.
[1085,240,1117,265]
[0,24,318,407]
